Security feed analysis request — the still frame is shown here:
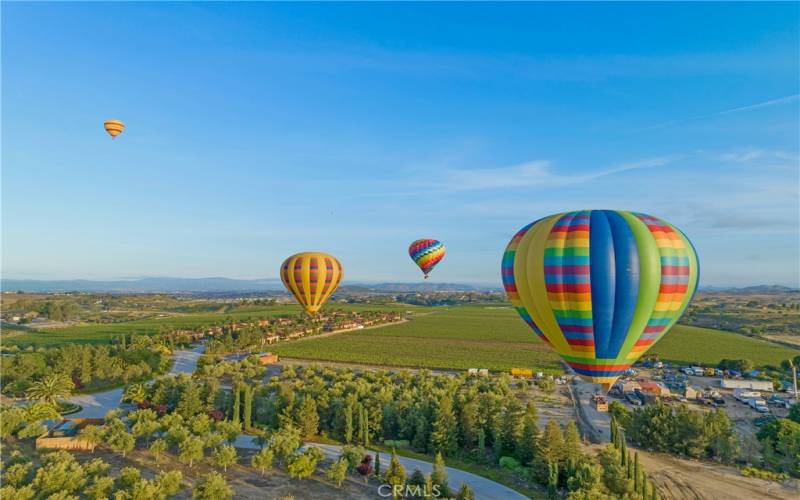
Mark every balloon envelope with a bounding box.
[502,210,699,391]
[409,239,445,278]
[280,252,343,316]
[104,119,125,139]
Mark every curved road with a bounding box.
[66,345,204,418]
[233,437,528,500]
[64,345,530,499]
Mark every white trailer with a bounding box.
[721,379,774,392]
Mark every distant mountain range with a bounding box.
[699,284,799,293]
[1,277,499,293]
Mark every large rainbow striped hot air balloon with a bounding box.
[502,210,698,391]
[280,252,343,316]
[409,239,446,279]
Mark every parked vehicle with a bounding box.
[625,392,643,406]
[748,397,768,410]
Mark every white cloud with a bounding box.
[436,156,674,191]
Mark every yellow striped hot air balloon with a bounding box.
[104,119,125,139]
[280,252,343,316]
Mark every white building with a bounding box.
[720,379,774,392]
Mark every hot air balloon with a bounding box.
[104,119,125,139]
[280,252,343,316]
[409,239,445,279]
[502,210,698,392]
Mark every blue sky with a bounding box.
[2,2,798,286]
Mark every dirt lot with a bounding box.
[634,448,798,500]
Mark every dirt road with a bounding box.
[636,449,798,500]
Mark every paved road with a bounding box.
[570,376,611,443]
[64,344,530,499]
[234,438,529,500]
[66,345,204,418]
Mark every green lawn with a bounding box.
[274,305,799,372]
[2,303,418,347]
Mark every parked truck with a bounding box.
[748,398,769,413]
[733,389,761,402]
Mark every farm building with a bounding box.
[638,380,670,397]
[36,418,104,451]
[684,386,702,400]
[614,380,641,394]
[720,379,774,392]
[257,352,279,365]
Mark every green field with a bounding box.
[2,303,418,347]
[273,305,799,372]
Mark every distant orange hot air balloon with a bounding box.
[104,119,125,139]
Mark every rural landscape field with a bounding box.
[3,2,799,500]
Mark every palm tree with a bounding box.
[26,373,74,407]
[123,383,148,404]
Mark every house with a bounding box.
[257,352,279,365]
[638,380,670,397]
[36,418,104,451]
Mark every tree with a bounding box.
[430,451,450,498]
[242,384,253,430]
[356,454,373,483]
[517,402,540,464]
[177,383,204,420]
[149,439,168,465]
[297,397,320,438]
[287,448,322,479]
[231,384,241,424]
[269,425,302,463]
[565,458,602,494]
[757,418,800,476]
[123,383,147,404]
[251,447,275,476]
[85,476,114,500]
[498,396,524,457]
[26,373,74,406]
[213,444,238,472]
[193,472,232,500]
[407,468,427,498]
[563,421,582,461]
[374,451,381,477]
[384,450,407,499]
[344,399,354,444]
[789,404,800,424]
[106,424,135,458]
[455,483,475,500]
[539,420,565,464]
[634,452,641,492]
[547,461,559,499]
[30,450,87,497]
[80,425,106,453]
[155,470,183,497]
[431,394,458,456]
[179,436,205,468]
[326,457,348,487]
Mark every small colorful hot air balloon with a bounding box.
[502,210,699,392]
[104,119,125,139]
[409,239,445,279]
[280,252,343,316]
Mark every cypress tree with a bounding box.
[620,430,627,466]
[650,480,658,500]
[232,384,241,424]
[344,401,354,444]
[610,418,617,447]
[364,406,370,447]
[547,461,558,499]
[633,452,641,492]
[374,451,381,478]
[243,384,253,430]
[626,450,633,478]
